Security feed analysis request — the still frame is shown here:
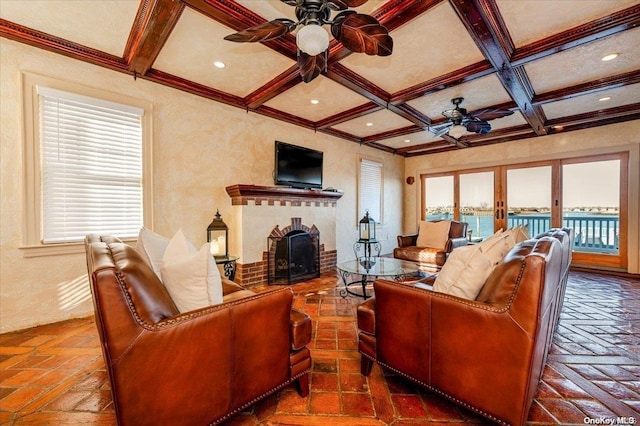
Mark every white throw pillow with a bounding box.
[416,220,451,249]
[161,229,223,313]
[479,231,515,265]
[136,227,170,279]
[433,244,494,300]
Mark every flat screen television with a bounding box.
[274,141,323,189]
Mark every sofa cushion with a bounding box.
[416,220,451,249]
[433,244,495,300]
[136,227,170,279]
[161,229,223,312]
[479,230,515,265]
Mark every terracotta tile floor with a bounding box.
[1,270,638,425]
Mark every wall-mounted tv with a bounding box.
[274,141,323,189]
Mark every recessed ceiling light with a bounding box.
[599,96,611,102]
[213,61,226,69]
[404,139,411,143]
[601,53,619,62]
[366,122,373,127]
[310,99,319,105]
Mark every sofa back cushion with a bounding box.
[87,240,179,324]
[416,220,451,249]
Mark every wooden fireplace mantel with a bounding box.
[225,184,343,206]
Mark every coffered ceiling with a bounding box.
[1,0,639,156]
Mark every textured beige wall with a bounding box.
[404,121,640,273]
[0,39,404,332]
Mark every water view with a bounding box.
[427,208,620,254]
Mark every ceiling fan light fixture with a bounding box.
[296,24,329,56]
[448,124,466,139]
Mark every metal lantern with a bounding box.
[207,210,228,259]
[359,210,376,242]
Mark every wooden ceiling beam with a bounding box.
[244,66,302,109]
[533,70,640,106]
[124,0,185,76]
[449,0,548,136]
[0,19,127,72]
[316,102,382,129]
[511,4,640,66]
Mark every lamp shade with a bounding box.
[448,124,466,139]
[296,24,329,56]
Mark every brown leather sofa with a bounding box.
[85,234,312,426]
[393,220,468,273]
[358,229,571,426]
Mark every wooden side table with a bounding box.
[215,255,239,281]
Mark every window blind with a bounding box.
[359,158,382,223]
[38,86,144,243]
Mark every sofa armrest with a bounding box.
[448,236,469,251]
[290,309,311,350]
[397,233,418,248]
[107,287,296,424]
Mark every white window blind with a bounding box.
[38,86,144,243]
[358,158,383,223]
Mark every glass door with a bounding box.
[506,165,553,237]
[459,171,494,241]
[424,175,455,221]
[562,155,626,269]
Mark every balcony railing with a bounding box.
[508,214,619,254]
[428,212,619,254]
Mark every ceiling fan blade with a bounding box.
[297,50,326,83]
[470,107,514,121]
[466,120,492,134]
[281,0,303,6]
[327,0,368,10]
[331,12,393,56]
[224,19,296,43]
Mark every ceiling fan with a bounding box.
[224,0,393,83]
[432,97,514,139]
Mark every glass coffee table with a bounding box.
[337,257,419,299]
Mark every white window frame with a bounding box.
[20,72,153,257]
[358,156,384,225]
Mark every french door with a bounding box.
[421,153,628,270]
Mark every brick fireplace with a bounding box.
[226,185,342,287]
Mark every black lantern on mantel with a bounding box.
[207,210,228,259]
[358,210,376,242]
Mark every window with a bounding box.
[358,157,383,224]
[21,73,153,256]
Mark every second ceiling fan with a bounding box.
[224,0,393,83]
[432,97,514,139]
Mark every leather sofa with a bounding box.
[357,229,571,426]
[84,234,312,426]
[393,220,468,272]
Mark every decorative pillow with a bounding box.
[479,230,515,265]
[432,244,494,300]
[160,229,223,313]
[416,220,451,249]
[512,225,530,243]
[136,227,170,279]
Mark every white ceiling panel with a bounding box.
[0,0,137,56]
[338,2,485,94]
[154,8,295,97]
[331,108,414,137]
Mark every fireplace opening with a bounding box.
[268,229,320,285]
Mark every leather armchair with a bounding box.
[85,235,311,426]
[393,220,468,272]
[358,230,569,426]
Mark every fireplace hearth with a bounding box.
[268,218,320,285]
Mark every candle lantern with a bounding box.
[207,210,228,259]
[358,210,376,242]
